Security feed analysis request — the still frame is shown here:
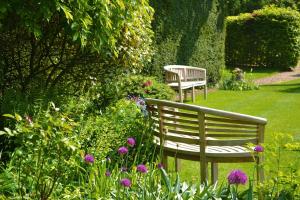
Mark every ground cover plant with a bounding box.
[219,68,259,91]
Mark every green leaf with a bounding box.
[2,114,15,119]
[0,131,6,136]
[60,4,73,21]
[4,128,13,136]
[15,113,22,121]
[160,168,171,192]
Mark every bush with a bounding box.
[148,0,226,84]
[219,68,259,91]
[90,75,175,109]
[226,6,300,70]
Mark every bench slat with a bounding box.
[205,122,257,129]
[206,138,257,146]
[205,128,257,133]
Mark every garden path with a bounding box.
[255,66,300,85]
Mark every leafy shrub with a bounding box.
[1,111,300,199]
[219,68,259,91]
[259,133,300,199]
[226,0,300,15]
[90,75,175,109]
[77,98,155,166]
[149,0,226,84]
[226,6,300,70]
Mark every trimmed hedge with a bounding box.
[149,0,226,84]
[226,6,300,70]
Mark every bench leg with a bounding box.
[192,86,195,102]
[179,89,183,103]
[200,160,208,183]
[175,158,181,172]
[204,85,207,100]
[184,90,188,101]
[257,156,264,200]
[211,162,218,184]
[257,157,264,184]
[163,154,168,171]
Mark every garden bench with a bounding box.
[164,65,207,103]
[146,98,267,183]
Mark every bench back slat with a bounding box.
[146,98,266,149]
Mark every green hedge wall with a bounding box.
[149,0,226,84]
[226,6,300,70]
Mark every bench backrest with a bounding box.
[146,98,266,149]
[164,65,206,82]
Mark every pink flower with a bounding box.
[127,137,136,147]
[137,164,148,173]
[254,145,264,152]
[143,80,152,87]
[84,154,94,164]
[118,146,128,155]
[120,178,131,187]
[25,115,33,125]
[227,170,248,185]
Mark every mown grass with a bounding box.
[167,78,300,183]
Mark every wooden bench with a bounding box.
[164,65,207,102]
[146,98,267,183]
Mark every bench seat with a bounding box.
[167,80,206,90]
[154,138,252,158]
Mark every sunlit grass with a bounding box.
[169,78,300,183]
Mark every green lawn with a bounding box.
[222,67,279,80]
[168,78,300,183]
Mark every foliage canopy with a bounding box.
[0,0,154,97]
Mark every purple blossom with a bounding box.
[227,170,248,185]
[127,137,136,147]
[157,163,164,169]
[137,164,148,173]
[120,178,131,187]
[254,145,264,152]
[118,146,128,155]
[105,170,111,177]
[84,154,94,164]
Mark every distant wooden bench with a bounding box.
[146,98,267,183]
[164,65,207,102]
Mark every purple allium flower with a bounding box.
[254,145,264,152]
[127,137,136,147]
[120,178,131,187]
[121,166,127,172]
[84,154,94,164]
[227,170,248,185]
[137,164,148,173]
[105,170,111,177]
[157,163,164,169]
[118,146,128,155]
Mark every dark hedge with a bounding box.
[226,6,300,70]
[148,0,226,84]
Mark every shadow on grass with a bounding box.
[262,83,300,93]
